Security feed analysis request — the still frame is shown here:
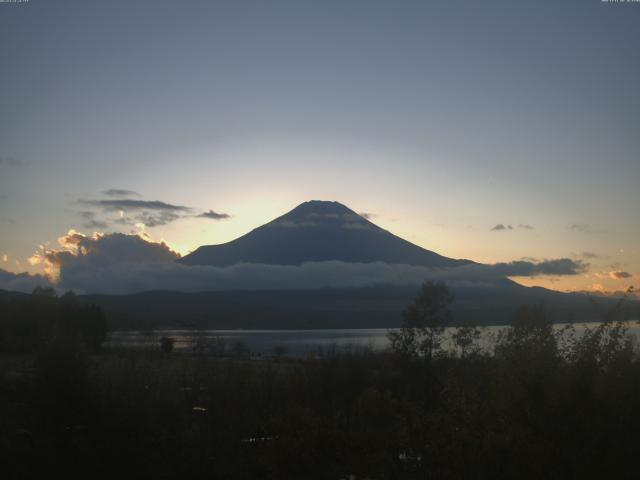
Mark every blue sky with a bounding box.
[1,0,638,292]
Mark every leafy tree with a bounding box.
[0,289,107,352]
[495,304,558,365]
[452,321,483,358]
[388,281,453,361]
[569,287,635,371]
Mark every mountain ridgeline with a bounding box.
[180,200,471,267]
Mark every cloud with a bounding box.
[35,230,178,283]
[132,211,181,227]
[359,212,376,220]
[48,260,473,294]
[518,224,534,230]
[84,220,110,229]
[78,198,194,228]
[0,156,23,167]
[609,271,632,279]
[197,210,231,220]
[491,258,588,276]
[582,251,601,259]
[77,211,109,230]
[50,258,589,295]
[581,287,639,299]
[46,230,178,267]
[32,231,590,294]
[491,224,513,231]
[79,199,191,212]
[101,189,141,197]
[0,268,53,293]
[569,223,598,234]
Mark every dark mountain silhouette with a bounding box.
[180,200,471,267]
[75,285,632,330]
[1,285,634,330]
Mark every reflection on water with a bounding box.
[107,322,640,357]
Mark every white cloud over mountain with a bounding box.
[0,231,589,295]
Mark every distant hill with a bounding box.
[77,284,634,331]
[180,200,471,268]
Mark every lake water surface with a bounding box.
[107,322,640,357]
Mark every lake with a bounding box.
[107,321,640,357]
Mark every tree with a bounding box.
[272,344,288,359]
[452,321,483,358]
[494,304,560,380]
[388,281,453,361]
[233,340,249,359]
[32,286,57,298]
[160,336,175,353]
[570,286,635,370]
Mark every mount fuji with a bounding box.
[180,200,471,268]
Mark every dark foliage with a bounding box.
[160,336,175,354]
[0,288,639,479]
[388,281,453,360]
[0,288,107,353]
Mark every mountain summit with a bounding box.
[179,200,470,268]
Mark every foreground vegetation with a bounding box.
[0,285,639,479]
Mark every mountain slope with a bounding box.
[180,200,471,268]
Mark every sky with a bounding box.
[0,0,638,294]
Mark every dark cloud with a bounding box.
[78,198,193,227]
[197,210,231,220]
[491,224,513,231]
[84,220,110,229]
[582,251,600,259]
[0,268,52,293]
[44,232,179,287]
[101,189,141,197]
[609,271,632,279]
[79,199,191,212]
[77,211,109,230]
[576,288,639,299]
[518,224,534,230]
[135,211,181,227]
[112,211,181,227]
[490,258,588,277]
